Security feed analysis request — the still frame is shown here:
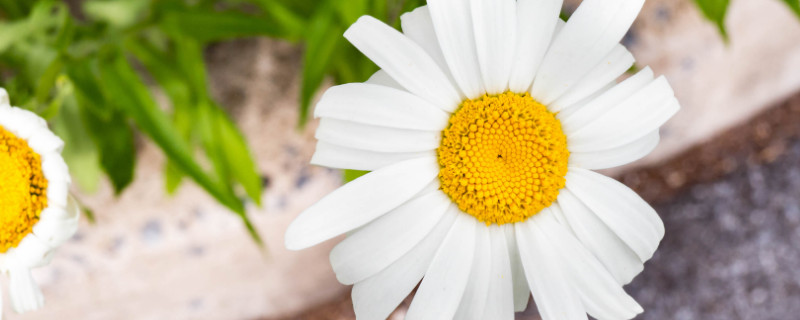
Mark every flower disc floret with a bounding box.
[437,92,569,225]
[0,125,47,253]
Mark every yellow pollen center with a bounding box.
[0,125,47,253]
[437,92,569,225]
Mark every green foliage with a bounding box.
[693,0,730,41]
[694,0,800,40]
[0,0,271,244]
[0,0,438,244]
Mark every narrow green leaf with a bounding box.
[693,0,730,40]
[67,59,137,194]
[781,0,800,19]
[160,9,284,43]
[299,9,342,127]
[97,53,245,215]
[50,97,103,193]
[79,100,136,194]
[208,103,264,205]
[250,0,307,40]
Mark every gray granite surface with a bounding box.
[629,139,800,320]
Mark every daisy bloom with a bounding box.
[286,0,677,318]
[0,88,78,318]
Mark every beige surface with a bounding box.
[6,0,800,319]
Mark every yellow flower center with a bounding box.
[437,92,569,225]
[0,125,47,253]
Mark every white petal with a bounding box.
[471,0,516,94]
[565,167,664,262]
[366,69,403,89]
[344,16,461,111]
[311,141,432,171]
[427,0,485,98]
[285,157,439,250]
[352,206,458,320]
[454,225,491,320]
[314,83,450,130]
[330,191,452,285]
[537,212,643,319]
[508,0,562,93]
[0,107,47,140]
[27,128,64,155]
[567,77,678,152]
[32,203,79,249]
[504,224,530,312]
[400,6,460,95]
[568,130,659,170]
[556,191,643,285]
[8,268,44,313]
[550,44,634,112]
[406,213,476,320]
[481,226,515,320]
[531,0,645,104]
[315,118,440,153]
[516,219,586,320]
[41,152,70,208]
[558,67,654,131]
[3,235,52,269]
[0,283,4,320]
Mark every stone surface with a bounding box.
[629,135,800,320]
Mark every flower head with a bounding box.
[0,88,78,318]
[286,0,677,319]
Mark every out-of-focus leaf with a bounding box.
[0,0,31,19]
[170,36,263,205]
[343,169,369,183]
[250,0,306,41]
[299,6,341,127]
[51,97,102,193]
[83,0,149,29]
[97,52,245,215]
[128,35,264,243]
[160,9,284,43]
[67,58,136,194]
[209,103,263,205]
[693,0,730,40]
[80,104,136,194]
[34,56,63,105]
[334,0,369,25]
[781,0,800,19]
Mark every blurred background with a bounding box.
[1,0,799,319]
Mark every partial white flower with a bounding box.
[286,0,677,319]
[0,88,79,319]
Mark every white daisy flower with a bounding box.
[0,88,79,319]
[286,0,677,319]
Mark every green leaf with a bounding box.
[299,7,342,127]
[250,0,307,41]
[50,97,103,193]
[781,0,800,19]
[83,0,149,29]
[693,0,730,40]
[67,58,137,194]
[160,9,285,43]
[208,103,264,205]
[80,101,137,194]
[97,52,245,214]
[343,169,369,183]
